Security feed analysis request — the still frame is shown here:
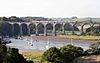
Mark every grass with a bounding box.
[59,35,100,41]
[20,52,43,63]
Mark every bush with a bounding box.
[0,45,7,63]
[41,47,64,63]
[41,45,84,63]
[60,45,84,63]
[0,41,34,63]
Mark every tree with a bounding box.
[9,16,23,22]
[60,45,83,63]
[41,47,64,63]
[2,17,8,21]
[0,45,7,63]
[0,39,34,63]
[72,16,78,19]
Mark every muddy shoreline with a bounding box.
[24,36,97,44]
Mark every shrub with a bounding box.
[0,45,7,63]
[41,47,64,63]
[60,45,84,63]
[0,39,34,63]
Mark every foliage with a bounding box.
[41,47,64,63]
[8,16,22,22]
[0,45,7,63]
[0,39,34,63]
[21,17,50,21]
[60,45,83,63]
[0,16,23,22]
[41,45,83,63]
[21,43,100,63]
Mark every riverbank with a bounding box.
[24,35,97,44]
[59,35,100,41]
[24,35,98,43]
[20,52,43,63]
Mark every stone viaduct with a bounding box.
[5,20,100,36]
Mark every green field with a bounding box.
[59,35,100,41]
[20,52,43,63]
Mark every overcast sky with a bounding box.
[0,0,99,18]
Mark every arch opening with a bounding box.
[37,23,44,35]
[55,23,62,35]
[21,23,28,36]
[46,23,53,35]
[29,23,36,34]
[0,23,13,37]
[81,23,92,33]
[13,23,20,36]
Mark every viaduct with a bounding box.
[4,20,100,36]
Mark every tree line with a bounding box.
[0,16,51,22]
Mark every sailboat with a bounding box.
[71,38,73,45]
[30,37,34,46]
[27,36,33,46]
[46,37,50,50]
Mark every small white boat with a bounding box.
[71,38,73,45]
[46,45,49,49]
[2,38,12,44]
[46,38,50,50]
[31,43,33,46]
[28,41,31,44]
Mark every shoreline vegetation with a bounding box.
[59,35,100,41]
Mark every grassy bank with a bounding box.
[59,35,100,41]
[20,52,43,63]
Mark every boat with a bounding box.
[71,38,73,45]
[46,38,50,50]
[2,38,12,44]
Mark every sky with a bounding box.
[0,0,100,18]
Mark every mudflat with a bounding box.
[24,36,97,44]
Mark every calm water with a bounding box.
[6,38,96,52]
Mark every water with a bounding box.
[6,38,96,52]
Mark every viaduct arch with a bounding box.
[2,21,100,36]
